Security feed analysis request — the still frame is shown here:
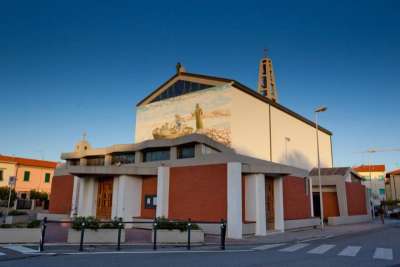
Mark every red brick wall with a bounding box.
[346,182,367,215]
[169,164,227,221]
[140,176,157,219]
[283,176,311,220]
[323,192,340,219]
[48,175,74,214]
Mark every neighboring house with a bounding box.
[385,169,400,201]
[309,167,370,225]
[0,155,58,198]
[353,165,386,206]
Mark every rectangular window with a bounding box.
[379,188,385,195]
[68,159,80,166]
[143,148,170,162]
[177,144,195,159]
[23,171,30,182]
[144,195,157,209]
[44,173,51,183]
[0,170,3,181]
[86,156,105,166]
[111,152,135,165]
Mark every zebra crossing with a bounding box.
[253,243,395,260]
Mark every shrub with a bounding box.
[8,210,27,216]
[100,217,124,229]
[29,190,48,201]
[72,216,99,230]
[0,224,12,228]
[0,187,16,203]
[27,220,41,228]
[72,216,124,230]
[156,217,200,232]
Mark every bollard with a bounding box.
[153,217,157,250]
[220,219,226,250]
[187,218,191,250]
[79,222,85,252]
[117,218,122,251]
[39,217,47,252]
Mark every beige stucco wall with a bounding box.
[230,88,271,160]
[135,84,333,170]
[0,162,16,187]
[270,105,332,169]
[14,165,54,194]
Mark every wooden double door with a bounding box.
[265,178,275,230]
[96,178,113,220]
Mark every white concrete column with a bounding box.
[227,162,242,239]
[309,177,314,217]
[245,174,266,236]
[77,178,86,216]
[156,166,170,218]
[336,181,349,216]
[274,177,284,231]
[111,177,120,218]
[255,174,267,235]
[114,175,142,221]
[77,177,97,217]
[70,176,80,217]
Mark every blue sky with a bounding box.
[0,0,399,170]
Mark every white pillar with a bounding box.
[274,177,284,231]
[111,177,120,218]
[114,175,142,221]
[255,174,266,235]
[227,162,242,239]
[77,177,97,217]
[77,178,86,216]
[309,177,314,217]
[245,174,266,236]
[156,166,170,218]
[70,176,80,217]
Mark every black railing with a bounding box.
[39,217,227,252]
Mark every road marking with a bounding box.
[63,249,254,255]
[307,244,335,254]
[338,246,361,257]
[373,248,393,260]
[2,245,38,254]
[253,243,286,251]
[279,243,309,252]
[0,252,6,256]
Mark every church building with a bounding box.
[51,55,334,238]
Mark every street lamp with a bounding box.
[315,106,327,229]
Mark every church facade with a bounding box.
[51,57,333,238]
[135,64,332,170]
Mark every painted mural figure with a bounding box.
[193,103,204,130]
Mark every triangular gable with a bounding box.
[137,72,231,106]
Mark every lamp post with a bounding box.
[315,106,327,229]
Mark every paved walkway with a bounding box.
[223,219,388,245]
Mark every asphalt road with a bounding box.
[1,223,399,267]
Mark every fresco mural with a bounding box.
[135,84,232,146]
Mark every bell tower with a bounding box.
[257,49,278,102]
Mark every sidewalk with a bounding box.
[20,219,393,255]
[228,219,388,245]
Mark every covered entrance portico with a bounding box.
[242,172,285,237]
[74,174,144,222]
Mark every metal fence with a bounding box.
[39,217,227,252]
